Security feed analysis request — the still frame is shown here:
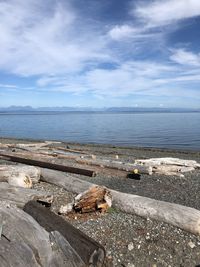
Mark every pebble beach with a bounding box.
[1,137,200,267]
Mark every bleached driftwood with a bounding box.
[0,165,40,184]
[0,182,52,208]
[135,157,200,168]
[152,165,195,176]
[6,141,61,152]
[0,203,85,267]
[76,158,152,175]
[41,169,200,235]
[111,190,200,235]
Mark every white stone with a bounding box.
[188,241,195,249]
[128,242,134,251]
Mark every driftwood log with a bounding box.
[152,165,195,176]
[135,157,200,168]
[24,201,105,266]
[76,158,152,175]
[0,152,96,177]
[0,182,52,208]
[41,169,200,235]
[0,203,85,267]
[0,165,40,188]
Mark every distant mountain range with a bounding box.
[0,106,199,113]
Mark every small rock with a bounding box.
[128,242,134,251]
[115,155,119,159]
[59,203,73,214]
[188,241,195,249]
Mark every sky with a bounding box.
[0,0,200,108]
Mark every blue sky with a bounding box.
[0,0,200,108]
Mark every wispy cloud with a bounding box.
[0,0,110,76]
[0,84,18,88]
[134,0,200,27]
[170,49,200,66]
[0,0,200,107]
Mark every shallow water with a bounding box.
[0,112,200,150]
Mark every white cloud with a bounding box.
[134,0,200,27]
[0,0,110,76]
[108,25,141,40]
[38,60,200,99]
[0,84,18,88]
[170,49,200,66]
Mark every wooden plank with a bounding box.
[0,152,96,177]
[23,201,105,266]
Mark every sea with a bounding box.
[0,111,200,151]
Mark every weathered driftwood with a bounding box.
[152,165,195,176]
[24,201,105,266]
[0,152,96,177]
[73,186,112,213]
[0,203,85,267]
[55,146,88,154]
[7,173,32,188]
[0,165,40,184]
[0,182,52,208]
[41,169,200,235]
[41,168,95,194]
[9,141,61,151]
[76,158,152,175]
[135,157,200,168]
[60,186,112,214]
[111,190,200,235]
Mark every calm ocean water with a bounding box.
[0,112,200,150]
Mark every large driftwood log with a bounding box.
[0,152,96,177]
[76,158,152,175]
[24,201,105,266]
[0,165,40,186]
[41,168,95,193]
[111,190,200,235]
[0,203,85,267]
[135,157,200,168]
[41,169,200,235]
[0,182,52,208]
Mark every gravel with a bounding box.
[1,138,200,266]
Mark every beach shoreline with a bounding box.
[1,137,200,266]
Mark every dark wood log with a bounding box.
[23,201,105,266]
[49,231,85,267]
[0,152,96,177]
[0,203,85,267]
[0,182,52,208]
